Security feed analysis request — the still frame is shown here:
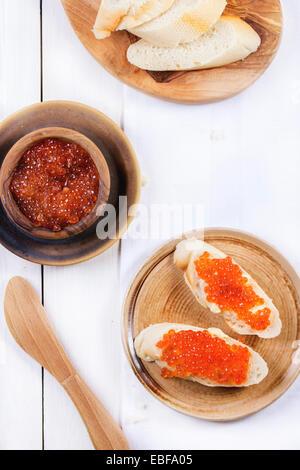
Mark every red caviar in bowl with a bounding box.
[156,329,251,386]
[10,138,99,232]
[194,252,271,331]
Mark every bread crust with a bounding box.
[129,0,227,47]
[196,15,261,69]
[93,3,126,39]
[119,0,175,30]
[93,0,175,38]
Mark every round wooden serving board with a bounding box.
[62,0,282,104]
[122,229,300,421]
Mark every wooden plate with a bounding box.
[62,0,283,104]
[0,101,141,266]
[122,229,300,421]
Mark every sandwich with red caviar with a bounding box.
[174,239,282,338]
[134,323,268,387]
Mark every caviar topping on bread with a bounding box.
[93,0,175,39]
[174,239,282,338]
[135,323,268,387]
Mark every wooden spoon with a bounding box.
[4,276,130,450]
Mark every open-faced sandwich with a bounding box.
[93,0,261,72]
[135,323,268,387]
[174,239,282,338]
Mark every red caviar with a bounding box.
[10,138,99,232]
[156,329,250,385]
[194,252,271,331]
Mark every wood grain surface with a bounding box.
[62,0,282,103]
[4,276,130,450]
[122,229,300,421]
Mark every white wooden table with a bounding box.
[0,0,299,450]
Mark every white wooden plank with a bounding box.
[0,0,42,450]
[120,0,300,449]
[41,0,122,123]
[42,0,124,450]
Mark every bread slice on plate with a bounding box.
[135,323,269,387]
[174,239,282,338]
[127,15,261,71]
[129,0,227,47]
[93,0,175,39]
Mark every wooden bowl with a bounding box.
[62,0,282,104]
[0,127,111,240]
[0,101,141,265]
[122,229,300,421]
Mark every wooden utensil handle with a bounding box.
[63,374,130,450]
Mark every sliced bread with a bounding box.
[127,15,261,71]
[135,323,269,387]
[129,0,227,47]
[174,239,282,338]
[93,0,175,39]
